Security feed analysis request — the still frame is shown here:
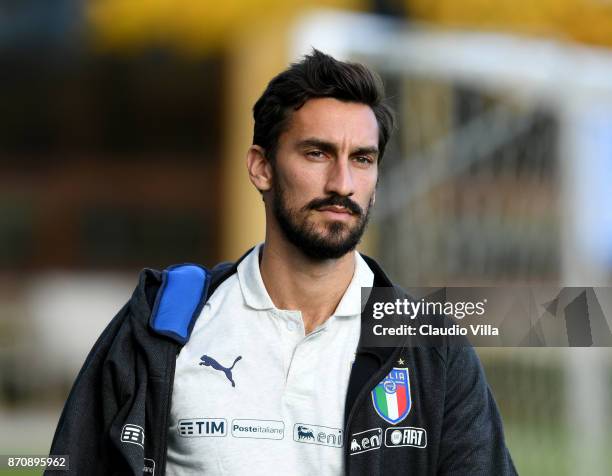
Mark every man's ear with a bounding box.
[246,145,273,193]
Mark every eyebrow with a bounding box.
[296,138,379,158]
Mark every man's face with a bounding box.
[269,97,379,260]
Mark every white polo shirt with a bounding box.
[166,244,374,475]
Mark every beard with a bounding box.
[272,181,373,261]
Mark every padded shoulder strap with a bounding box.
[149,249,254,345]
[150,264,211,345]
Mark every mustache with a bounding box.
[304,195,363,216]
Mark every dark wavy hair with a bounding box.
[252,49,395,162]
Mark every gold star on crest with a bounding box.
[397,358,405,365]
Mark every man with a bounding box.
[47,50,516,475]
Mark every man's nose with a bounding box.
[325,157,355,197]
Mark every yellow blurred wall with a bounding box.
[87,0,366,55]
[407,0,612,47]
[220,15,288,260]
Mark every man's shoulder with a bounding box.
[124,258,247,346]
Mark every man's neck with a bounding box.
[259,236,356,334]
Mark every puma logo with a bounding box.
[199,354,242,387]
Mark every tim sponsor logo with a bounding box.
[121,424,145,447]
[349,428,382,455]
[384,426,427,449]
[231,419,284,440]
[293,423,343,448]
[178,418,227,437]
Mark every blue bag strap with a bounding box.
[150,263,211,345]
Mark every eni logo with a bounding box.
[293,423,343,447]
[199,354,242,387]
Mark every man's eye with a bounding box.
[307,150,324,158]
[354,156,373,165]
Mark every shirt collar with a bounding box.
[237,243,374,316]
[332,252,374,316]
[237,243,276,310]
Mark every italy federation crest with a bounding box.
[371,368,411,424]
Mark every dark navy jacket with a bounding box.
[46,251,517,475]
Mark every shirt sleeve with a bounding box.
[437,345,518,475]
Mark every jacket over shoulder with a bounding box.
[45,264,211,475]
